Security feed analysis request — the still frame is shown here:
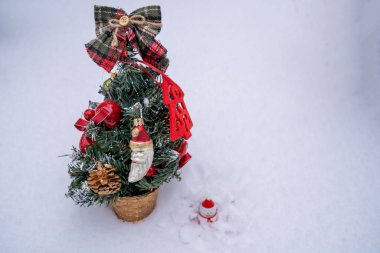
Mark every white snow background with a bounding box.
[1,0,380,252]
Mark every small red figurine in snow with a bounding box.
[198,199,218,223]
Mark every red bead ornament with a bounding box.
[79,133,93,153]
[83,109,95,120]
[145,166,157,178]
[92,100,122,129]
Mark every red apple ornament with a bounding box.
[92,100,121,129]
[79,133,93,153]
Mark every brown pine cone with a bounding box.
[87,162,121,196]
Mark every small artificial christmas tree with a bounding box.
[66,5,193,221]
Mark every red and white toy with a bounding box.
[198,199,218,223]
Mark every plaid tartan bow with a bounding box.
[85,5,169,73]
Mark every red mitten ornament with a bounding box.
[176,141,192,169]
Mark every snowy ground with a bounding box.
[1,1,380,252]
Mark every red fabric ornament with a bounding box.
[145,166,157,178]
[176,141,192,169]
[179,153,192,168]
[92,100,121,129]
[120,60,193,141]
[83,109,95,120]
[162,76,192,141]
[79,133,93,153]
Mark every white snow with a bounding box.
[1,1,380,252]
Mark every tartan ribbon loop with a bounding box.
[108,14,162,47]
[85,5,169,73]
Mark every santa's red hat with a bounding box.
[130,118,153,150]
[202,199,215,209]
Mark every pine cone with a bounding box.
[87,162,121,196]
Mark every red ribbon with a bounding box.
[74,118,89,131]
[120,60,193,141]
[74,107,112,132]
[91,107,112,125]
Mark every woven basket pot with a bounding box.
[112,188,159,222]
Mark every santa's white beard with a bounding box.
[128,148,154,183]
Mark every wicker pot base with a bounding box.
[112,189,159,222]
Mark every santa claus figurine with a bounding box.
[128,118,154,182]
[198,199,218,223]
